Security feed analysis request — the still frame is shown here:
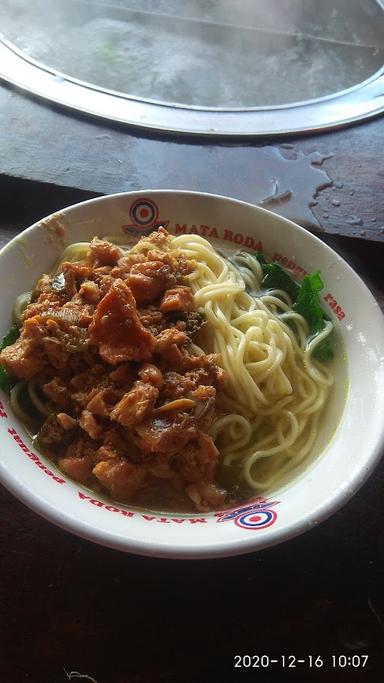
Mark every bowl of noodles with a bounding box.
[0,190,383,558]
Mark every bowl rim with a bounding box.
[1,188,384,559]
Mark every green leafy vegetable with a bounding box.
[1,326,19,349]
[312,337,333,362]
[262,263,300,303]
[0,368,13,394]
[252,255,333,362]
[254,252,268,270]
[293,272,324,331]
[0,325,19,395]
[255,252,300,302]
[293,271,333,361]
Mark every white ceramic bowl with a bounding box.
[1,191,384,559]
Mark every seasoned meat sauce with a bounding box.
[0,229,227,511]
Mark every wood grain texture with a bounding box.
[0,83,383,241]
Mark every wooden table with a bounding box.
[0,84,383,683]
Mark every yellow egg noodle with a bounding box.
[170,233,334,492]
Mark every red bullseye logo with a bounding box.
[216,498,279,531]
[122,197,168,235]
[130,198,158,227]
[234,508,277,530]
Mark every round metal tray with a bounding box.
[0,36,383,137]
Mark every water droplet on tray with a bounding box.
[331,199,340,207]
[346,215,362,226]
[255,147,333,229]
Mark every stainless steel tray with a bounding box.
[0,0,383,136]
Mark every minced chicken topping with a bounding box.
[0,228,227,511]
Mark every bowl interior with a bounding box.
[1,190,383,558]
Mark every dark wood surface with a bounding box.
[0,82,384,683]
[0,83,384,241]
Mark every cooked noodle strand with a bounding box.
[170,233,334,491]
